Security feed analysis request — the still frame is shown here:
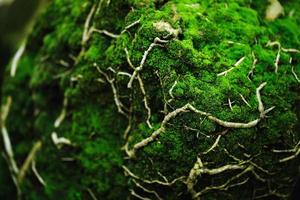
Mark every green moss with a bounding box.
[1,0,300,199]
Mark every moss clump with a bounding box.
[1,0,299,199]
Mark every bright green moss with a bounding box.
[1,0,299,199]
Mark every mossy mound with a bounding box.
[1,0,300,199]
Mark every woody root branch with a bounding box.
[125,82,274,158]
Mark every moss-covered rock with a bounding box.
[1,0,299,199]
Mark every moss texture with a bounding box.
[1,0,300,199]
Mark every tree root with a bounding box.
[125,48,152,128]
[123,165,185,186]
[266,40,300,73]
[217,56,246,77]
[247,52,257,81]
[95,63,129,117]
[187,148,275,199]
[127,37,168,89]
[272,141,300,162]
[126,82,274,158]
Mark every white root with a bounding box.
[247,52,257,81]
[95,64,128,117]
[266,41,300,73]
[168,80,178,100]
[228,98,233,111]
[240,94,251,108]
[266,41,281,73]
[272,141,300,162]
[281,48,300,54]
[194,168,250,198]
[1,97,20,194]
[117,71,132,77]
[188,148,275,199]
[127,37,168,88]
[90,28,119,38]
[121,19,141,34]
[202,135,222,155]
[130,189,151,200]
[31,159,46,186]
[125,48,152,128]
[256,82,266,117]
[1,98,45,196]
[10,41,26,77]
[132,179,163,200]
[54,96,68,128]
[92,19,140,39]
[138,75,153,128]
[186,157,247,199]
[217,56,246,77]
[18,140,42,184]
[291,66,300,83]
[127,82,274,158]
[51,132,72,149]
[81,4,97,46]
[123,165,185,186]
[256,82,275,118]
[87,188,98,200]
